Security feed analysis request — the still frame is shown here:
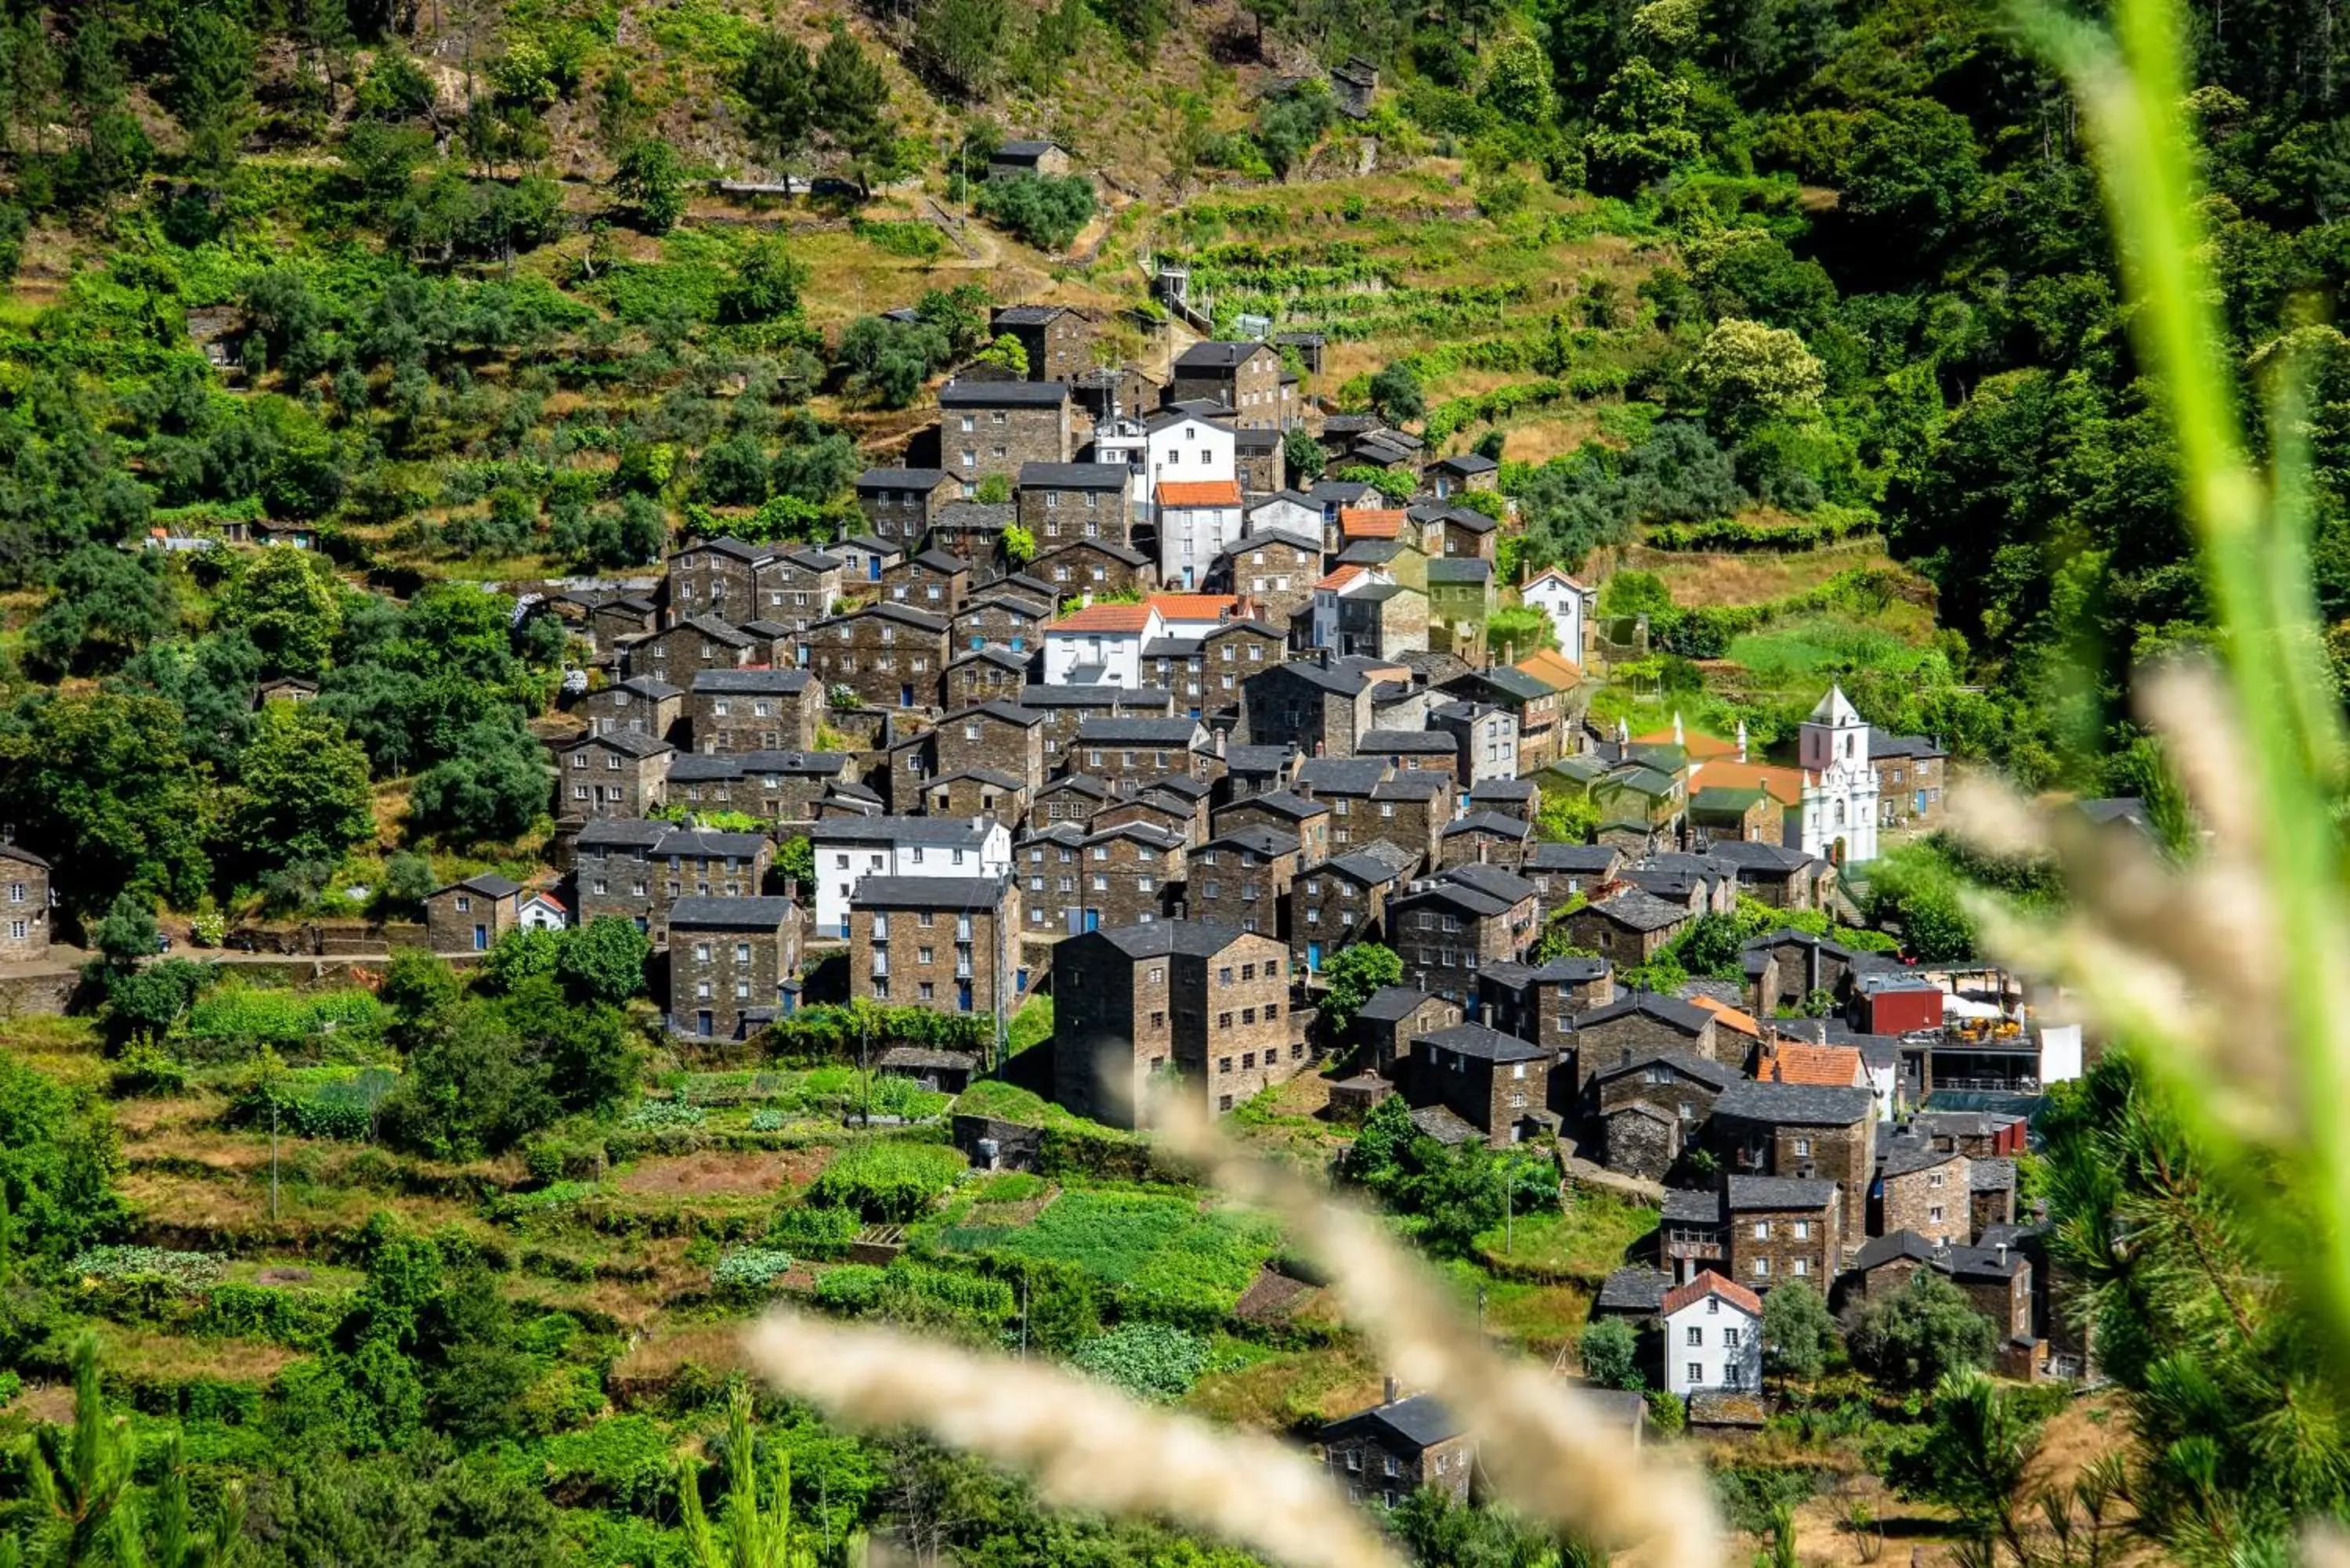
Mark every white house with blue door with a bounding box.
[811,815,1013,939]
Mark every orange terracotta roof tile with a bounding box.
[1158,480,1243,508]
[1147,594,1240,621]
[1688,760,1804,807]
[1632,728,1741,761]
[1516,649,1585,689]
[1663,1271,1763,1317]
[1689,995,1766,1039]
[1316,564,1368,591]
[1049,602,1156,633]
[1764,1042,1866,1088]
[1340,507,1407,538]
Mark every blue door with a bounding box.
[1307,941,1321,970]
[472,924,488,951]
[901,685,915,706]
[696,1010,713,1037]
[957,982,974,1010]
[867,558,881,582]
[1084,909,1100,932]
[1017,966,1030,993]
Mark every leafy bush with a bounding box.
[185,982,392,1062]
[748,1107,789,1132]
[70,1245,225,1292]
[937,1188,1278,1324]
[974,174,1094,251]
[807,1141,966,1221]
[541,1414,677,1514]
[816,1259,1014,1323]
[767,1204,861,1258]
[624,1094,708,1132]
[711,1248,796,1291]
[1071,1323,1209,1402]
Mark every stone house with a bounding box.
[1723,1175,1843,1294]
[573,822,772,943]
[1440,812,1532,873]
[1705,840,1834,909]
[933,701,1049,794]
[1871,733,1949,834]
[832,533,903,588]
[1213,790,1330,866]
[927,502,1016,572]
[1295,754,1387,836]
[1074,716,1217,787]
[689,667,816,753]
[1708,1080,1876,1238]
[555,729,673,819]
[1425,558,1495,663]
[1877,1141,1974,1248]
[1741,930,1866,1014]
[883,549,972,616]
[1368,771,1454,869]
[589,594,660,653]
[667,896,800,1039]
[803,603,953,710]
[1573,993,1721,1093]
[855,468,960,546]
[989,139,1074,176]
[1051,922,1300,1125]
[425,874,522,953]
[943,647,1033,710]
[662,751,850,825]
[1169,341,1297,429]
[1031,773,1115,830]
[1385,864,1539,1005]
[1094,784,1209,846]
[951,594,1050,657]
[1357,986,1464,1077]
[1567,890,1694,968]
[920,769,1030,822]
[633,616,761,684]
[1198,620,1287,710]
[1021,683,1174,768]
[1020,820,1184,937]
[940,378,1074,482]
[1689,786,1779,845]
[1320,1393,1471,1510]
[1238,657,1380,759]
[1593,1050,1738,1179]
[1018,462,1133,547]
[754,547,848,636]
[1220,742,1303,804]
[584,675,685,744]
[1333,582,1431,659]
[850,875,1018,1013]
[1186,826,1303,941]
[1474,955,1611,1050]
[1446,666,1566,771]
[1426,453,1500,499]
[1216,528,1320,636]
[0,844,50,959]
[1466,777,1538,824]
[1036,539,1155,598]
[1293,845,1413,970]
[1409,1023,1552,1147]
[1846,1233,2034,1344]
[668,537,774,623]
[992,304,1094,382]
[1235,425,1282,495]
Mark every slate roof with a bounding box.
[1712,1080,1876,1126]
[940,378,1070,407]
[1358,985,1444,1024]
[1426,558,1493,584]
[849,876,1012,909]
[1296,757,1390,796]
[1327,850,1411,886]
[1075,717,1202,746]
[1224,743,1296,775]
[1588,890,1694,933]
[1526,843,1622,874]
[1229,789,1325,821]
[1593,1048,1740,1091]
[1660,1187,1725,1224]
[1578,992,1713,1034]
[1086,920,1253,959]
[858,467,949,489]
[576,818,671,850]
[1018,461,1131,490]
[1441,863,1537,904]
[1361,728,1458,755]
[692,667,812,694]
[1596,1266,1673,1313]
[442,873,521,898]
[1330,1393,1464,1452]
[668,896,795,929]
[1173,340,1268,370]
[811,815,999,847]
[1444,812,1532,842]
[1726,1176,1840,1211]
[1417,1022,1548,1063]
[571,728,674,759]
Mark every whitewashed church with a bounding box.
[1797,685,1880,864]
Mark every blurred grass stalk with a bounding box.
[2005,0,2350,1393]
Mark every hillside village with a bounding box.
[0,0,2300,1559]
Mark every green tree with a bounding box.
[1582,58,1699,194]
[1284,427,1326,484]
[1320,942,1401,1035]
[613,137,689,234]
[1578,1317,1643,1389]
[219,548,347,678]
[227,703,375,875]
[555,917,652,1006]
[812,24,895,195]
[1002,524,1036,567]
[1846,1270,1997,1391]
[1368,361,1425,425]
[915,0,1010,100]
[1692,318,1827,424]
[720,237,810,323]
[0,1053,125,1258]
[593,66,645,155]
[163,9,256,173]
[1479,31,1555,121]
[1760,1277,1835,1381]
[973,175,1095,251]
[1884,1371,2045,1559]
[23,547,177,680]
[407,716,548,846]
[973,333,1029,376]
[1485,604,1557,663]
[738,29,816,172]
[0,693,210,915]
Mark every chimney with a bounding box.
[1672,710,1684,746]
[1996,1242,2009,1266]
[784,876,801,904]
[1736,719,1748,763]
[1383,1375,1398,1405]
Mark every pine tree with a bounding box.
[737,30,815,174]
[812,24,895,195]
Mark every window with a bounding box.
[1792,1257,1810,1277]
[1929,1205,1946,1223]
[1687,1363,1704,1386]
[1685,1326,1702,1347]
[1793,1136,1813,1158]
[1218,1057,1233,1073]
[1752,1257,1771,1277]
[694,943,711,962]
[1752,1220,1770,1240]
[1792,1220,1811,1240]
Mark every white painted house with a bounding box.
[517,891,569,930]
[810,816,1014,939]
[1662,1273,1765,1399]
[1521,567,1595,664]
[1156,479,1246,591]
[1246,490,1324,543]
[1143,408,1238,507]
[1043,601,1164,687]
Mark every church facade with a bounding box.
[1796,685,1880,864]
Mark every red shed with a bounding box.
[1855,974,1943,1035]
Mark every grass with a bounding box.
[1620,538,1911,609]
[951,1078,1122,1133]
[1184,1339,1387,1434]
[1007,995,1054,1055]
[1471,1189,1661,1285]
[932,1185,1281,1319]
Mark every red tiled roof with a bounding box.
[1661,1271,1763,1317]
[1340,507,1407,538]
[1159,480,1243,508]
[1148,594,1240,621]
[1316,564,1367,591]
[1632,728,1741,761]
[1050,602,1156,633]
[1764,1042,1866,1087]
[1687,760,1804,807]
[1688,995,1766,1039]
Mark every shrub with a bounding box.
[748,1107,789,1132]
[1071,1323,1209,1402]
[624,1094,707,1132]
[974,174,1094,251]
[69,1246,225,1292]
[767,1204,860,1258]
[806,1140,966,1222]
[1578,1317,1643,1389]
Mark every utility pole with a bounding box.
[269,1097,280,1222]
[992,887,1009,1074]
[1502,1162,1513,1256]
[1019,1274,1029,1360]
